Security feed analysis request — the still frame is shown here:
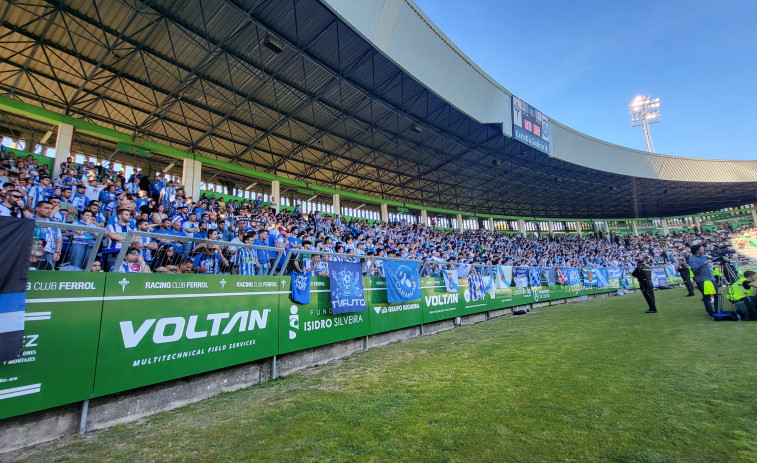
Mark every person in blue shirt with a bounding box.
[689,244,719,315]
[253,229,270,275]
[231,234,257,276]
[71,184,89,212]
[193,244,228,274]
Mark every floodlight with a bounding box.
[629,95,661,152]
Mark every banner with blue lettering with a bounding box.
[582,267,598,287]
[607,267,622,281]
[328,261,366,314]
[441,268,459,293]
[596,268,609,288]
[540,267,555,286]
[496,265,513,288]
[0,217,34,361]
[383,260,422,303]
[291,271,310,305]
[468,273,485,301]
[514,267,529,288]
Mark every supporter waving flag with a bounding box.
[0,217,34,361]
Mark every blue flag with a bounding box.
[528,267,542,287]
[291,272,310,305]
[607,267,622,280]
[583,267,598,287]
[328,261,366,314]
[468,273,485,301]
[0,217,34,361]
[665,265,677,278]
[566,268,580,285]
[540,267,555,286]
[383,260,422,303]
[596,268,609,287]
[514,267,529,288]
[496,265,513,288]
[620,269,630,288]
[441,268,459,293]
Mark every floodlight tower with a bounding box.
[629,95,661,153]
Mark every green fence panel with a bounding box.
[0,272,104,420]
[365,278,423,335]
[421,278,465,322]
[93,274,282,397]
[279,277,369,355]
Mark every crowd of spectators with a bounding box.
[0,150,751,277]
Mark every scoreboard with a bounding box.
[512,96,550,154]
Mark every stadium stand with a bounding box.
[1,147,753,276]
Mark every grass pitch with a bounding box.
[12,288,757,462]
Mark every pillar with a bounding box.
[576,221,582,236]
[660,218,670,236]
[52,123,74,180]
[488,217,495,231]
[421,209,428,226]
[603,221,610,238]
[332,193,340,216]
[181,158,202,202]
[380,203,388,222]
[750,210,757,227]
[517,219,526,235]
[456,214,464,232]
[693,216,702,232]
[632,221,639,236]
[271,180,280,207]
[548,221,554,234]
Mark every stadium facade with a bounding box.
[0,0,755,227]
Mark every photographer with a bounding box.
[689,244,719,315]
[727,270,757,320]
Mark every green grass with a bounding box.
[13,289,757,462]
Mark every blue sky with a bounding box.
[412,0,757,160]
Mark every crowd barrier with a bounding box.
[1,270,665,423]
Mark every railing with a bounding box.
[32,220,106,271]
[110,230,284,275]
[275,248,417,276]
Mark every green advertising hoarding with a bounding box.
[94,274,283,396]
[0,272,104,420]
[457,278,493,316]
[421,278,464,323]
[365,278,423,335]
[279,277,369,355]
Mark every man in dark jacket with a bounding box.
[676,258,695,297]
[632,256,657,313]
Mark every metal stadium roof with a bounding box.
[0,0,755,219]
